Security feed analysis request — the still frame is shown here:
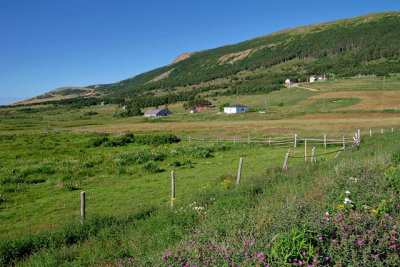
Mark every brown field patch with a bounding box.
[218,49,253,64]
[311,91,400,111]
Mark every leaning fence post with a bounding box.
[305,139,308,162]
[81,191,85,224]
[294,134,297,147]
[335,147,344,159]
[237,158,243,184]
[283,149,290,170]
[171,171,175,208]
[324,134,327,149]
[311,147,316,163]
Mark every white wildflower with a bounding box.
[345,191,350,194]
[344,198,352,204]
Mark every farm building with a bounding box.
[100,101,108,106]
[224,104,250,114]
[309,75,327,82]
[144,108,173,117]
[190,109,198,114]
[285,79,292,84]
[196,106,215,111]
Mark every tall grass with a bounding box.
[2,132,400,265]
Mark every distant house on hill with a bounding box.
[285,79,292,84]
[224,104,250,114]
[100,101,108,106]
[144,108,172,117]
[309,75,327,83]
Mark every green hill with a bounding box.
[17,11,400,108]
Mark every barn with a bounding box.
[224,105,250,114]
[144,108,173,117]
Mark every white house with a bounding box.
[285,79,291,84]
[224,105,250,114]
[309,76,316,83]
[144,108,172,117]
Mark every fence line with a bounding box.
[185,135,354,147]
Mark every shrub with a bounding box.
[142,162,162,173]
[90,135,109,147]
[135,134,180,146]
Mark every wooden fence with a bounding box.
[185,135,354,148]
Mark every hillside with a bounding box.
[14,11,400,108]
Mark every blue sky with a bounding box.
[0,0,399,105]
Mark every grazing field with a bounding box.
[311,91,400,111]
[1,75,400,265]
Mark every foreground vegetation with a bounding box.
[1,129,400,265]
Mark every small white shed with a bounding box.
[224,105,250,114]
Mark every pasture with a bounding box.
[1,75,400,265]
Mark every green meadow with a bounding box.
[1,75,400,265]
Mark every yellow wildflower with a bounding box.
[172,198,176,201]
[338,204,344,208]
[371,209,378,213]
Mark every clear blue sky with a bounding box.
[0,0,399,104]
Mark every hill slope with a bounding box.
[17,11,400,107]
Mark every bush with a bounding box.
[135,134,180,146]
[142,162,162,173]
[90,135,109,147]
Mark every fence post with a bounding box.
[217,138,219,143]
[269,137,271,146]
[248,134,250,144]
[237,158,243,184]
[311,147,316,163]
[81,191,85,224]
[370,129,372,137]
[392,128,394,132]
[305,139,307,162]
[381,129,384,134]
[294,134,297,147]
[335,148,343,159]
[324,134,327,149]
[283,149,290,170]
[342,136,345,148]
[234,137,236,144]
[188,136,191,142]
[358,129,361,139]
[171,171,175,208]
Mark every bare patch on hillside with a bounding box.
[13,87,96,105]
[147,68,175,84]
[218,49,253,64]
[170,53,193,65]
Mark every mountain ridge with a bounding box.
[12,11,400,107]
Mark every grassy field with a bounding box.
[1,75,400,265]
[1,76,400,137]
